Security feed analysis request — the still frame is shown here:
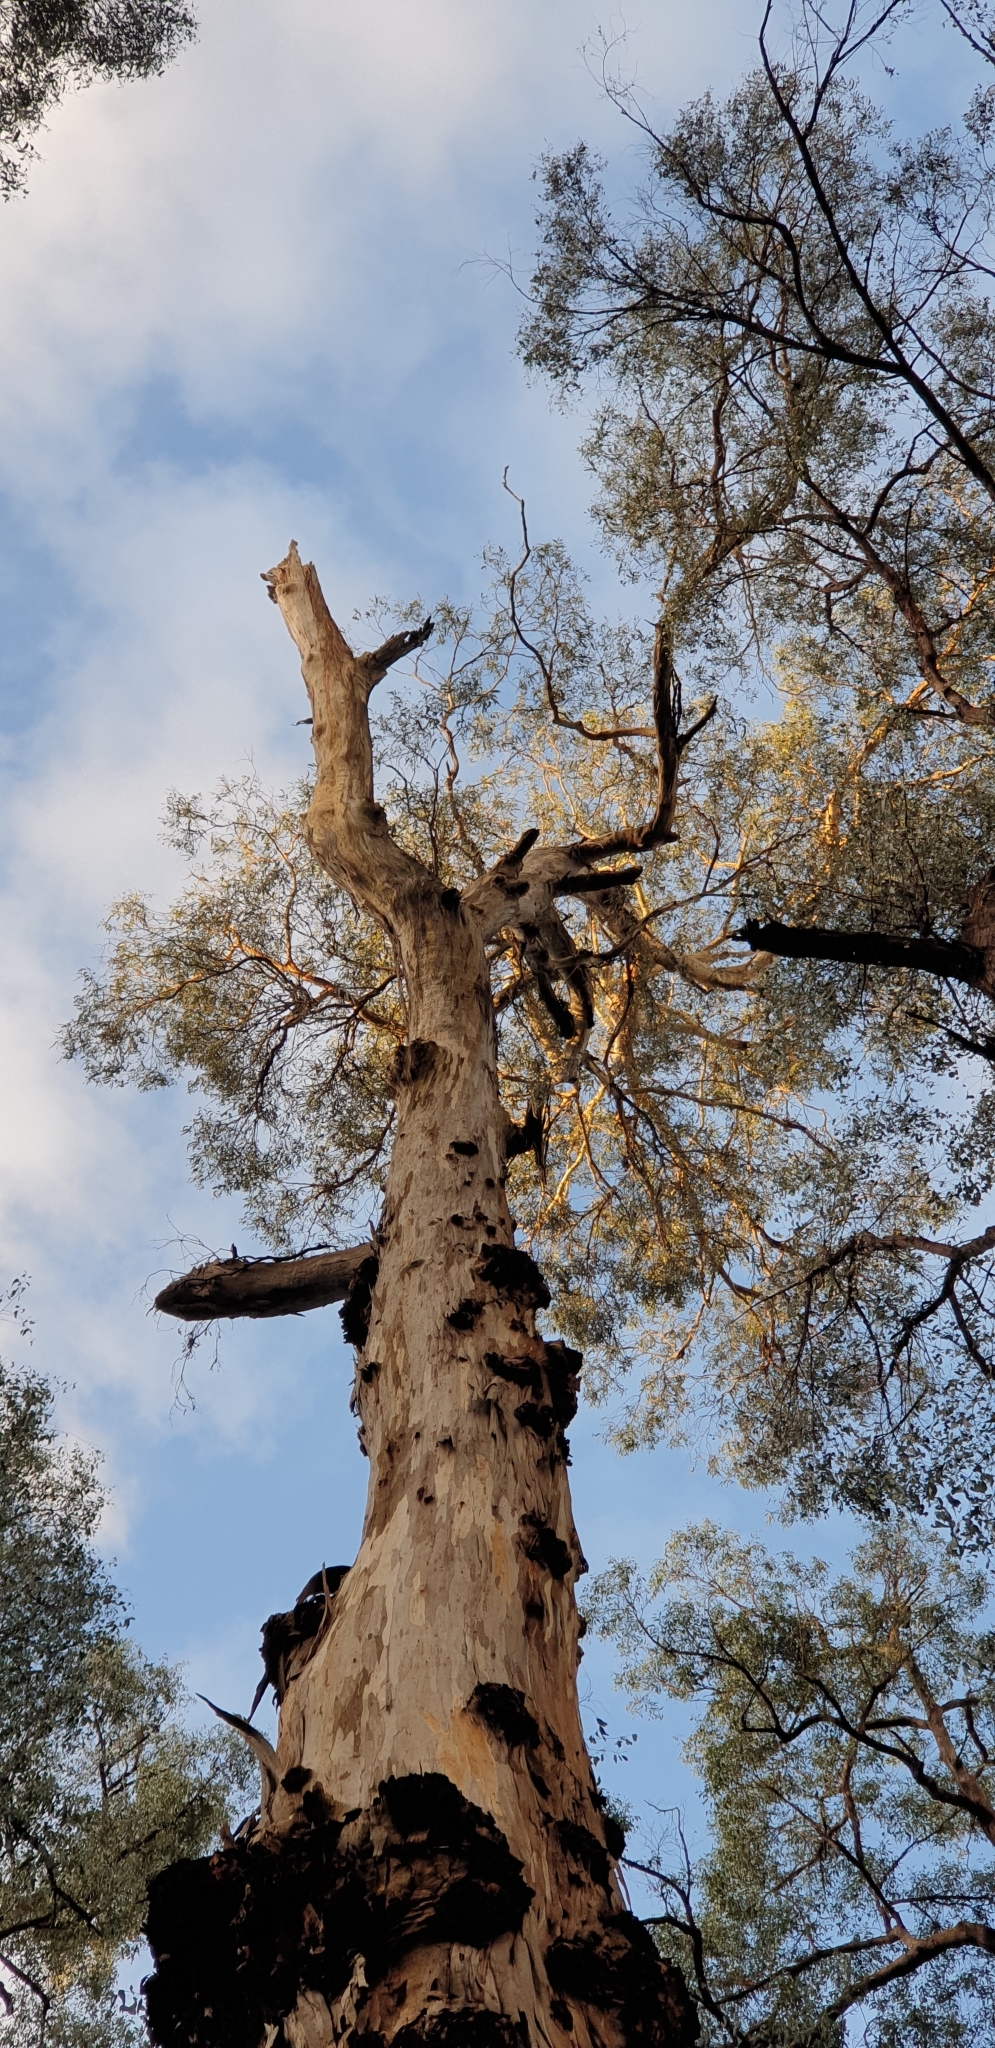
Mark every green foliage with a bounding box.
[0,1285,254,2045]
[62,543,995,1543]
[520,4,995,693]
[589,1523,995,2045]
[62,781,403,1249]
[53,5,995,2041]
[0,1,196,197]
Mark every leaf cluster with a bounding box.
[589,1522,995,2046]
[0,1291,253,2046]
[0,0,196,197]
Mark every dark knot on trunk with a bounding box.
[387,1038,440,1093]
[474,1244,551,1310]
[340,1254,380,1348]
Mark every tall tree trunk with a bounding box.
[143,549,695,2048]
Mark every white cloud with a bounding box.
[0,0,750,452]
[0,0,755,1675]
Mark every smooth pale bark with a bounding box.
[143,548,694,2048]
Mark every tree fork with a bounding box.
[141,549,695,2048]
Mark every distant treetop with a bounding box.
[0,0,197,197]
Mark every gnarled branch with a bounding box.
[262,543,435,929]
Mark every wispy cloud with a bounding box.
[0,0,750,1678]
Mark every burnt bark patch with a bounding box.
[257,1592,333,1707]
[602,1811,627,1860]
[504,1106,544,1167]
[340,1253,379,1348]
[393,2016,530,2047]
[484,1351,539,1390]
[380,1773,468,1836]
[467,1683,540,1750]
[555,1819,611,1893]
[518,1513,573,1580]
[447,1297,484,1331]
[144,1821,349,2048]
[388,1039,440,1091]
[475,1244,550,1310]
[145,1784,533,2048]
[542,1341,582,1426]
[546,1915,697,2047]
[514,1401,557,1440]
[378,1775,533,1945]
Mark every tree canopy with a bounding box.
[60,1,995,2041]
[589,1521,995,2047]
[63,522,995,1551]
[0,1282,252,2047]
[0,0,196,196]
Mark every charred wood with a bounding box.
[144,1780,533,2048]
[339,1254,380,1348]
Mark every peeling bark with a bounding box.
[142,548,695,2048]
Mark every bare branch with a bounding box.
[819,1919,995,2028]
[569,627,718,862]
[359,618,434,686]
[758,15,995,506]
[557,864,643,896]
[938,0,995,70]
[738,917,986,987]
[262,543,435,926]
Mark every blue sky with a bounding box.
[0,0,972,1882]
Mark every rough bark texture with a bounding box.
[143,547,696,2048]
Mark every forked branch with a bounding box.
[570,624,717,863]
[262,543,435,927]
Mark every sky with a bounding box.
[0,0,972,1886]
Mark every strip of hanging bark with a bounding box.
[154,1243,376,1322]
[738,919,985,986]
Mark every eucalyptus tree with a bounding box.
[69,534,995,2046]
[588,1523,995,2048]
[61,2,995,2045]
[0,1283,249,2048]
[0,0,195,196]
[104,548,706,2048]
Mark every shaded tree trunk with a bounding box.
[143,549,695,2048]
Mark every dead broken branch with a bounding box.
[154,1243,375,1322]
